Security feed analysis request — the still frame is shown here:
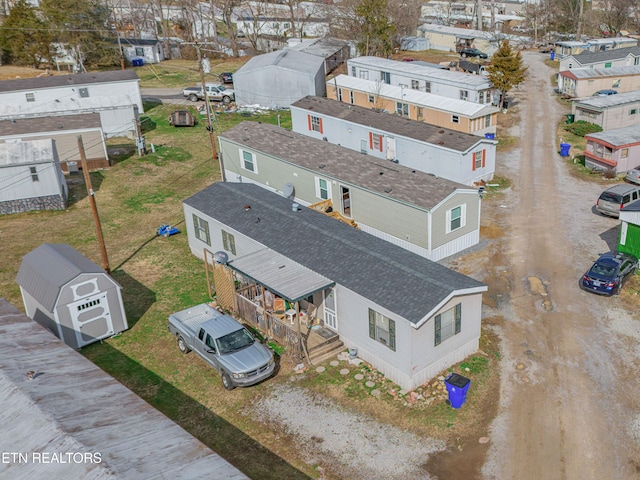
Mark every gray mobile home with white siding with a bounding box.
[16,243,128,349]
[290,95,496,186]
[219,121,482,261]
[183,182,486,390]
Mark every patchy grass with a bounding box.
[136,58,252,88]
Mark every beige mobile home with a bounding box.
[559,65,640,98]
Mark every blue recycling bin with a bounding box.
[444,373,471,409]
[560,142,571,157]
[485,133,495,140]
[550,51,555,61]
[132,58,144,67]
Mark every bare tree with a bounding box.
[597,0,634,36]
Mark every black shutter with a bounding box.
[455,304,462,334]
[368,309,376,340]
[389,319,396,351]
[434,314,441,346]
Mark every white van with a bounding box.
[596,184,640,218]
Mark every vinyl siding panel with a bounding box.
[619,222,640,258]
[431,192,480,249]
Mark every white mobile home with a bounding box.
[183,182,487,391]
[0,139,67,214]
[572,91,640,131]
[347,56,495,105]
[559,46,640,72]
[0,70,143,139]
[16,243,128,349]
[290,95,496,186]
[219,121,483,261]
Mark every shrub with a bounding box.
[564,120,602,137]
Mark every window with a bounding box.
[398,83,408,89]
[479,91,484,103]
[411,80,419,90]
[425,82,431,93]
[272,22,279,29]
[473,150,485,170]
[359,69,369,80]
[29,166,39,182]
[484,114,491,128]
[396,102,409,116]
[613,79,621,88]
[621,148,629,158]
[192,214,210,245]
[459,90,468,101]
[452,115,460,124]
[308,115,323,133]
[316,177,330,200]
[135,47,144,56]
[434,304,461,346]
[604,62,612,68]
[368,309,396,351]
[222,230,236,255]
[630,109,638,115]
[380,71,390,84]
[25,93,35,102]
[78,298,100,311]
[79,87,89,98]
[240,149,257,173]
[351,66,356,76]
[283,22,290,29]
[369,132,383,151]
[368,94,375,103]
[447,205,466,232]
[350,90,354,104]
[417,107,423,120]
[338,88,343,102]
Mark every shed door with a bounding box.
[386,137,396,161]
[68,289,114,348]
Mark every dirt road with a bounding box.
[480,51,640,479]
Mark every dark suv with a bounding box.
[459,48,488,59]
[581,252,638,295]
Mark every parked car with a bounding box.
[219,72,233,84]
[581,252,638,295]
[460,48,488,59]
[594,89,618,96]
[596,184,640,218]
[626,165,640,185]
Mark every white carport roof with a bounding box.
[227,248,335,303]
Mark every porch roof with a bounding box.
[227,248,335,303]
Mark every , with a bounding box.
[459,48,488,59]
[581,252,638,296]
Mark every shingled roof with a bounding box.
[0,70,139,94]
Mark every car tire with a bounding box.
[222,96,231,104]
[177,335,191,354]
[188,93,198,102]
[221,372,235,390]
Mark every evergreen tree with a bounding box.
[355,0,396,57]
[0,0,52,67]
[486,41,527,109]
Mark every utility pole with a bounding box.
[194,41,226,181]
[77,136,111,274]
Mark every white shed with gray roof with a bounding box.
[183,182,487,390]
[16,243,128,349]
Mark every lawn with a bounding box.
[0,62,500,479]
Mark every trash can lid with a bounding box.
[445,373,470,388]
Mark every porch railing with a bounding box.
[235,293,303,358]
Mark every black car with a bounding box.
[459,48,488,59]
[581,252,638,296]
[219,72,233,84]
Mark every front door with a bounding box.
[323,288,337,331]
[340,186,351,217]
[68,284,114,348]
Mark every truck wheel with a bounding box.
[177,335,190,354]
[188,93,198,102]
[222,96,231,104]
[221,372,235,390]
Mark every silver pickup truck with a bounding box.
[168,303,275,390]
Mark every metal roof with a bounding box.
[560,65,640,80]
[586,125,640,147]
[347,56,493,89]
[0,113,102,137]
[0,138,54,167]
[290,96,490,153]
[573,90,640,109]
[568,46,640,65]
[184,183,486,325]
[227,248,335,302]
[16,244,109,312]
[0,94,137,118]
[0,299,249,480]
[220,122,473,211]
[329,75,498,118]
[288,37,349,59]
[417,23,494,41]
[234,49,324,77]
[0,70,139,94]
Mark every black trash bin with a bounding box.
[444,373,471,409]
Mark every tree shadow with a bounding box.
[85,341,310,480]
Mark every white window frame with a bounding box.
[411,79,419,90]
[359,69,369,80]
[446,204,466,233]
[310,115,322,132]
[459,89,469,100]
[452,115,460,124]
[396,102,409,116]
[350,90,354,104]
[485,114,491,128]
[25,92,35,102]
[240,149,257,173]
[372,133,382,150]
[338,88,343,101]
[315,177,331,200]
[368,309,396,351]
[474,150,483,169]
[368,94,375,103]
[425,81,431,93]
[434,304,461,346]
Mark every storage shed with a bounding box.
[16,243,128,349]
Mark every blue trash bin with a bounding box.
[560,142,571,157]
[444,373,471,409]
[485,133,495,140]
[550,51,555,61]
[132,58,143,67]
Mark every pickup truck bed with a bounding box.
[169,303,221,338]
